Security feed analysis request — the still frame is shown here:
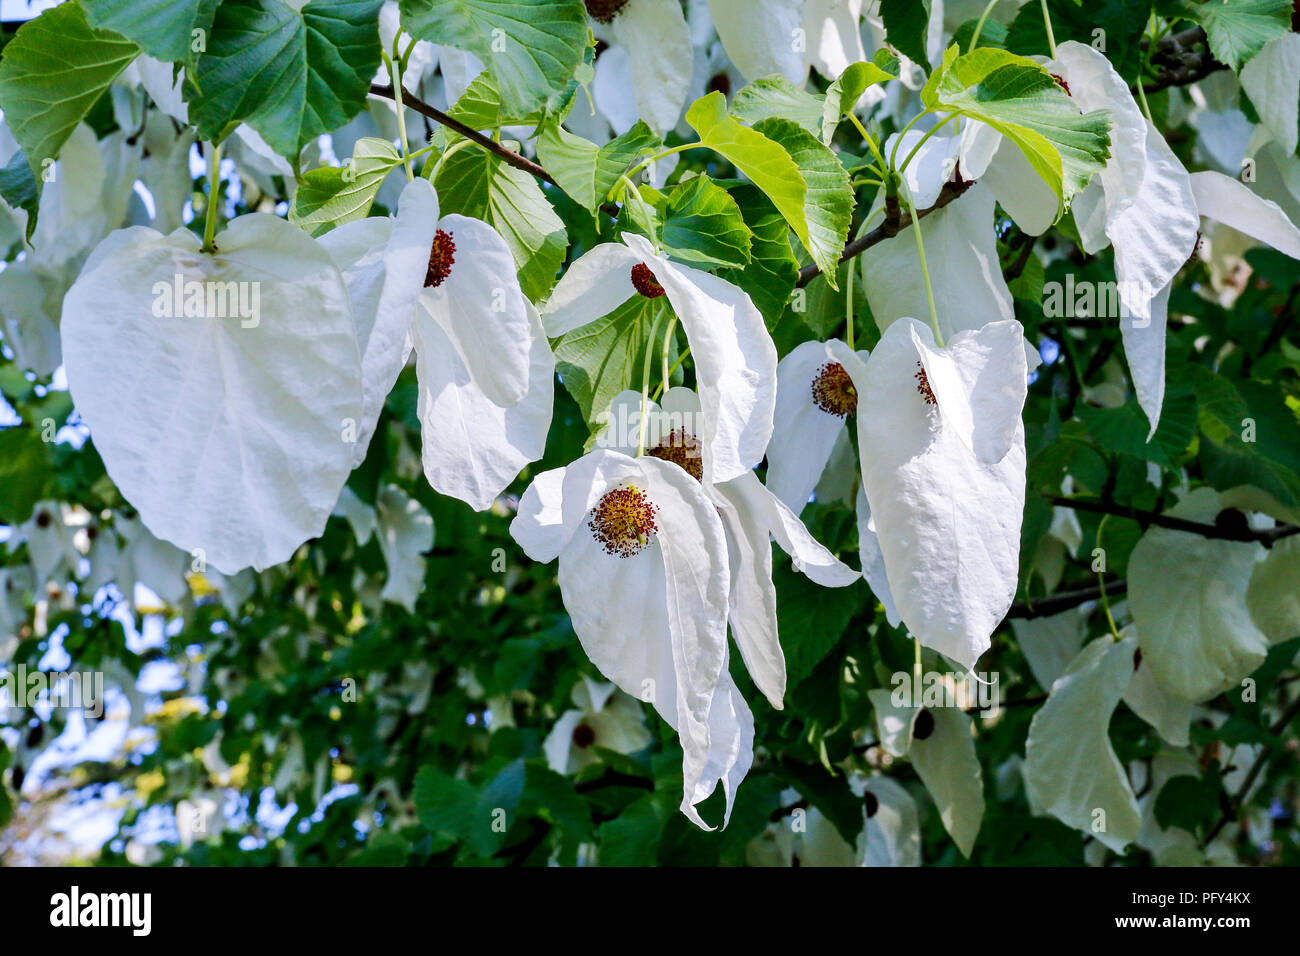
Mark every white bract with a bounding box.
[543,676,653,775]
[856,318,1028,670]
[510,448,750,829]
[321,178,555,511]
[1024,634,1143,854]
[542,231,777,484]
[596,387,857,707]
[62,214,363,575]
[588,0,694,136]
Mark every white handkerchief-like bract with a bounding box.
[510,448,751,829]
[542,232,776,485]
[856,318,1028,671]
[1127,487,1269,703]
[588,0,694,136]
[321,178,555,511]
[706,0,807,83]
[597,387,857,708]
[375,484,435,612]
[1024,634,1143,854]
[62,214,364,575]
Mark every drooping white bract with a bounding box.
[1127,487,1269,703]
[856,318,1029,671]
[1024,633,1144,854]
[764,339,900,624]
[61,214,364,575]
[320,178,555,511]
[706,0,806,83]
[803,0,868,81]
[596,387,858,707]
[375,484,435,612]
[1240,32,1300,158]
[542,231,777,485]
[587,0,693,136]
[510,448,750,828]
[543,675,653,775]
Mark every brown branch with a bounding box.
[1005,579,1128,620]
[797,179,974,287]
[370,83,558,186]
[1048,496,1300,546]
[1140,26,1223,95]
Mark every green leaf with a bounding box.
[776,559,866,689]
[1076,384,1197,469]
[289,137,404,236]
[1197,377,1300,508]
[752,116,854,289]
[445,65,585,130]
[1153,774,1219,833]
[1170,0,1291,72]
[536,119,658,212]
[952,17,1008,53]
[880,0,933,73]
[413,765,478,840]
[523,763,594,842]
[774,755,865,846]
[686,92,833,279]
[719,183,799,324]
[400,0,589,116]
[822,61,895,145]
[185,0,383,158]
[434,141,568,300]
[924,45,1111,209]
[660,174,752,269]
[81,0,219,63]
[0,149,38,241]
[468,757,526,856]
[1007,0,1152,80]
[731,75,824,136]
[596,791,669,865]
[553,293,667,436]
[0,427,51,525]
[0,3,138,185]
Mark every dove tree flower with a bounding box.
[542,231,777,485]
[586,0,694,137]
[510,447,752,829]
[597,386,858,707]
[543,675,653,775]
[319,177,555,510]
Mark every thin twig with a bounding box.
[1049,496,1300,546]
[1005,579,1128,620]
[1202,695,1300,847]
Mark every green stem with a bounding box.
[200,142,222,254]
[900,180,943,346]
[425,138,473,182]
[1095,515,1122,640]
[969,0,1000,52]
[383,50,415,182]
[661,316,677,389]
[625,142,703,183]
[848,112,888,173]
[844,257,855,352]
[637,309,665,458]
[889,108,934,171]
[1040,0,1057,58]
[653,347,691,402]
[897,112,960,178]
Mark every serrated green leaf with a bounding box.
[719,183,799,324]
[924,45,1111,208]
[553,293,666,436]
[523,762,594,842]
[661,174,752,269]
[537,119,658,211]
[952,16,1008,53]
[596,791,668,865]
[731,75,824,136]
[1171,0,1291,72]
[401,0,588,116]
[289,137,404,236]
[81,0,219,63]
[775,558,866,688]
[880,0,932,72]
[469,757,526,856]
[822,61,895,145]
[686,91,834,280]
[752,116,854,288]
[0,3,138,186]
[186,0,383,158]
[434,141,567,300]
